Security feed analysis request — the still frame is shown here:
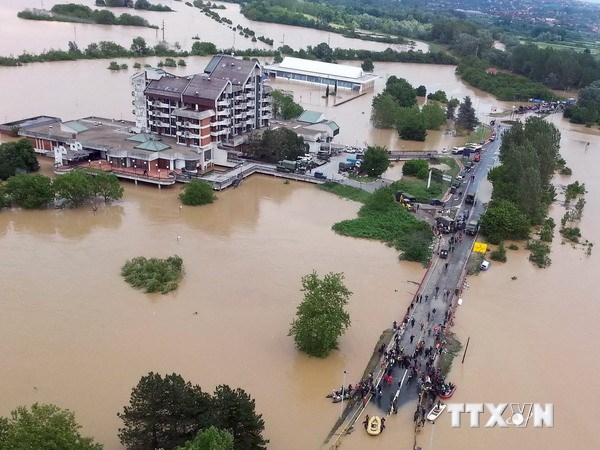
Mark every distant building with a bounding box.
[264,57,377,92]
[272,110,340,153]
[131,54,272,167]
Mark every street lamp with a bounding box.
[88,159,91,167]
[158,169,161,179]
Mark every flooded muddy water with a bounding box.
[1,3,599,448]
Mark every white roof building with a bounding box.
[264,57,377,92]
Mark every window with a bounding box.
[204,149,212,161]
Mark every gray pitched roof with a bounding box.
[206,55,258,86]
[182,74,228,101]
[145,77,190,99]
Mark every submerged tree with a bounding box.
[362,145,390,177]
[289,271,352,358]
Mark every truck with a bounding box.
[276,160,297,173]
[466,220,479,236]
[465,192,476,205]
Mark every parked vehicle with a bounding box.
[473,153,480,162]
[314,171,327,180]
[276,160,297,173]
[440,248,449,259]
[339,161,353,172]
[480,260,490,271]
[430,199,445,207]
[466,220,479,235]
[451,147,464,155]
[465,192,476,204]
[451,178,461,188]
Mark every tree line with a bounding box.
[481,117,561,247]
[95,0,174,12]
[0,372,268,450]
[18,4,157,28]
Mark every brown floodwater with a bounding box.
[1,5,599,449]
[0,0,427,56]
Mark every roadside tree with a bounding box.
[0,403,102,450]
[211,385,268,450]
[402,159,428,180]
[480,199,531,243]
[362,146,389,177]
[455,95,478,131]
[118,372,212,450]
[5,174,54,209]
[179,180,216,206]
[289,271,352,358]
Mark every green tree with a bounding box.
[427,90,448,103]
[371,93,398,128]
[118,372,213,450]
[446,98,459,119]
[0,184,7,209]
[5,174,54,209]
[570,80,600,124]
[177,427,234,450]
[421,103,447,130]
[361,58,374,72]
[211,385,268,450]
[288,271,352,358]
[0,139,40,180]
[396,107,427,141]
[246,128,306,163]
[456,96,478,131]
[385,77,416,107]
[0,403,102,450]
[480,199,531,244]
[53,171,95,207]
[362,145,389,177]
[270,90,304,120]
[130,36,149,55]
[85,169,124,202]
[179,180,216,206]
[402,159,429,179]
[415,85,427,97]
[191,41,217,56]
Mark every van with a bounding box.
[466,220,479,235]
[440,248,449,259]
[451,147,464,155]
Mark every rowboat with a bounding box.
[427,402,446,421]
[367,415,382,436]
[439,384,456,399]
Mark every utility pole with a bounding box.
[461,336,471,363]
[161,20,165,41]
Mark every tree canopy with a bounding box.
[179,180,216,206]
[0,139,39,180]
[119,373,267,450]
[362,146,389,177]
[402,159,429,180]
[246,128,307,163]
[5,173,54,209]
[270,90,304,120]
[455,96,478,131]
[289,271,352,358]
[0,403,102,450]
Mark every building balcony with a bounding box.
[210,129,227,137]
[217,109,229,117]
[182,121,200,129]
[150,100,170,108]
[217,99,231,107]
[213,119,230,127]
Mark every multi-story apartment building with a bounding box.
[131,54,271,170]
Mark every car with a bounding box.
[440,248,449,259]
[344,146,356,154]
[441,148,448,153]
[430,199,445,207]
[480,260,490,271]
[473,153,481,162]
[456,173,464,181]
[452,147,465,155]
[314,171,327,180]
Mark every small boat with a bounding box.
[427,402,446,421]
[366,415,382,436]
[439,384,456,399]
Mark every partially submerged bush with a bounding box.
[121,255,183,294]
